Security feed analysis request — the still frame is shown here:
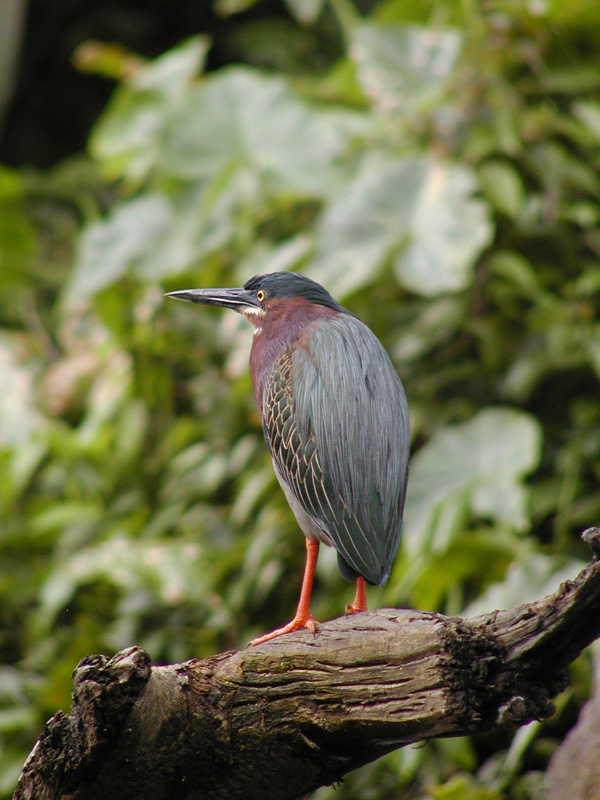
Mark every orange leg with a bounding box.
[346,576,368,615]
[251,539,320,646]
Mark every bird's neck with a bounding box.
[249,298,339,416]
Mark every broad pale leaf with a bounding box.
[67,194,172,302]
[130,36,210,98]
[397,161,493,295]
[403,408,542,557]
[159,67,358,196]
[0,338,44,447]
[310,154,492,297]
[351,23,462,113]
[284,0,324,24]
[90,37,209,183]
[67,177,239,300]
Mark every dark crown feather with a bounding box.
[244,273,345,312]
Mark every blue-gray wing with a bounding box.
[262,313,409,586]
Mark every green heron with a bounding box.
[167,272,410,645]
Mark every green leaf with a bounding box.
[540,66,600,94]
[159,67,358,196]
[0,706,36,734]
[284,0,325,25]
[35,537,208,634]
[350,23,462,113]
[401,530,522,612]
[478,160,526,219]
[90,37,210,183]
[310,154,492,297]
[428,773,503,800]
[487,250,546,299]
[68,176,244,300]
[573,99,600,141]
[0,166,37,281]
[465,555,585,616]
[403,408,543,556]
[76,350,132,444]
[130,36,210,98]
[90,87,166,183]
[30,503,103,537]
[0,756,28,798]
[526,141,600,195]
[66,194,172,302]
[214,0,259,15]
[235,235,312,283]
[397,161,493,295]
[0,337,44,448]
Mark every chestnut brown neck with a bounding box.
[249,296,339,417]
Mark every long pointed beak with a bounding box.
[165,287,260,312]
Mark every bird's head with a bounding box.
[165,272,344,329]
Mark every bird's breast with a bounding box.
[249,301,338,417]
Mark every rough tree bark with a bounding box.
[14,527,600,800]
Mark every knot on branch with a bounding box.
[16,646,151,799]
[582,527,600,558]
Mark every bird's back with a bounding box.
[261,312,410,586]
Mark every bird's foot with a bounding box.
[345,601,367,615]
[346,576,368,615]
[250,614,319,646]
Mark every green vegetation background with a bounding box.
[2,0,600,797]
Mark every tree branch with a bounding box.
[14,527,600,800]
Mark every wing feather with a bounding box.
[262,314,409,586]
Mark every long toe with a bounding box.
[250,615,319,646]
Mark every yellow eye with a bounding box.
[256,289,266,303]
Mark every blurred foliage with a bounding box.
[1,0,600,797]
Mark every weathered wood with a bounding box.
[13,528,600,800]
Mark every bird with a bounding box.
[166,272,410,645]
